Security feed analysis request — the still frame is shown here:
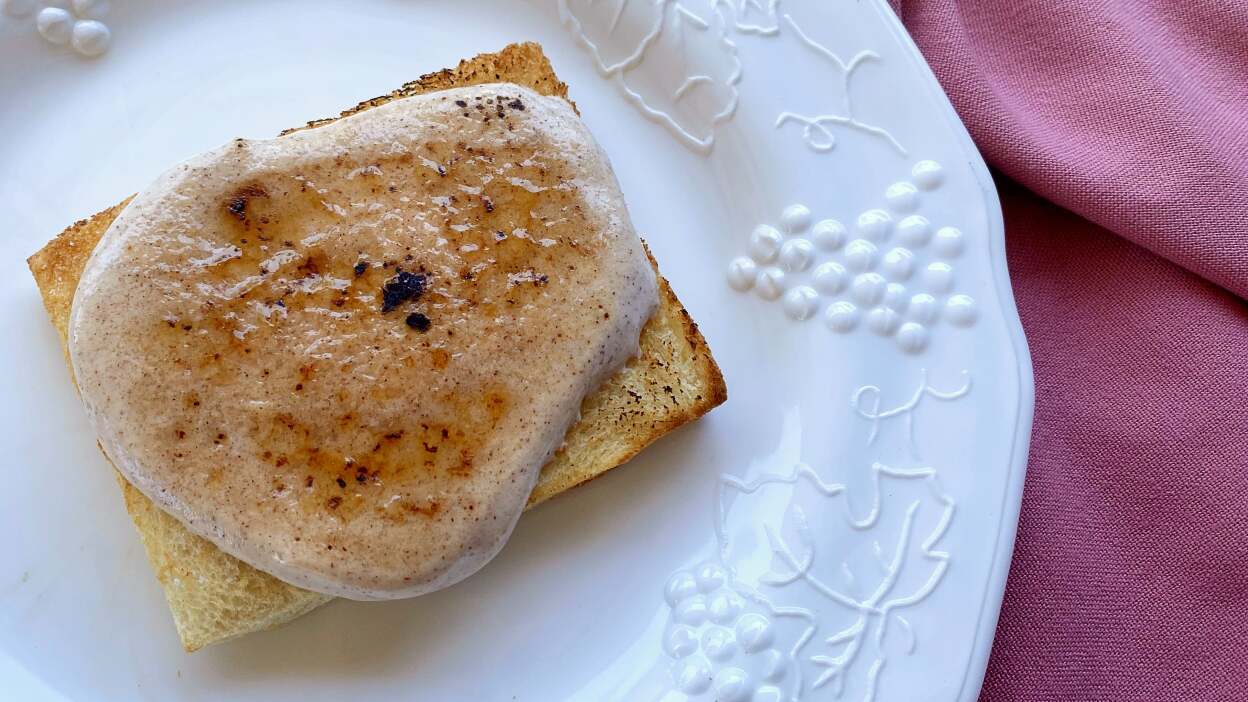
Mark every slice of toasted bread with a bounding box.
[26,42,725,652]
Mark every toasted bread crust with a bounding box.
[27,42,724,651]
[282,42,574,136]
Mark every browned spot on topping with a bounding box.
[327,496,342,510]
[484,391,508,422]
[296,255,322,278]
[225,183,268,220]
[430,348,450,370]
[450,449,474,477]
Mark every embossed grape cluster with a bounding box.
[727,160,978,354]
[1,0,112,57]
[662,563,789,702]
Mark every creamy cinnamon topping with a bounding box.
[68,84,658,600]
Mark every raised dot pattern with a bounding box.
[662,563,790,702]
[9,0,113,57]
[725,159,978,354]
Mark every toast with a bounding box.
[26,42,726,651]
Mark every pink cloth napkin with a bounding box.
[890,1,1248,699]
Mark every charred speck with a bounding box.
[380,270,427,313]
[494,230,507,241]
[336,478,347,488]
[507,98,525,111]
[353,261,369,277]
[455,99,467,108]
[405,312,431,332]
[436,164,447,177]
[483,196,494,213]
[225,183,268,220]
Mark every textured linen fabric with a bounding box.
[887,1,1248,699]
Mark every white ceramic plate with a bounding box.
[0,1,1032,700]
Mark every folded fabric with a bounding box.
[891,1,1248,699]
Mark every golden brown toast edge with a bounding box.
[26,42,726,652]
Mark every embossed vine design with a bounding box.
[557,0,903,154]
[661,371,970,702]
